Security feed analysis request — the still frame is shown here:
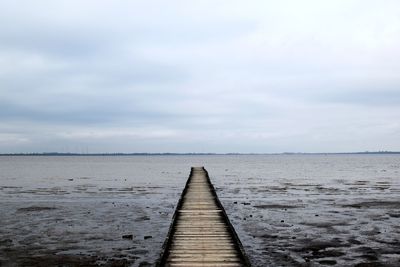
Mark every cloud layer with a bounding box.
[1,0,400,153]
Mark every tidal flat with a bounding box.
[0,155,399,266]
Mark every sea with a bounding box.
[0,155,399,266]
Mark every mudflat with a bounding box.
[1,155,400,266]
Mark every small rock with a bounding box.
[68,178,74,181]
[281,220,284,223]
[144,235,152,240]
[135,216,150,221]
[315,214,319,216]
[233,201,237,204]
[122,234,133,239]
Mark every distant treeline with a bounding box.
[1,151,400,156]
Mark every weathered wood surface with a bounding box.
[157,167,250,267]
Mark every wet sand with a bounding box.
[0,155,400,266]
[214,160,400,266]
[0,187,177,267]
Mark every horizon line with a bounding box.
[1,151,400,156]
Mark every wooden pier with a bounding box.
[157,167,250,267]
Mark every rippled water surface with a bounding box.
[0,155,399,266]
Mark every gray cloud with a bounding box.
[1,0,400,153]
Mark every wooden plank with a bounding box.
[156,167,251,267]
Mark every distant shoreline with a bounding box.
[1,152,400,156]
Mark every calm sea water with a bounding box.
[0,155,399,266]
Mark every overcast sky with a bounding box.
[1,1,400,153]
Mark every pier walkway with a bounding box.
[157,167,250,267]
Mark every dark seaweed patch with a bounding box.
[341,201,400,209]
[17,206,57,212]
[318,259,337,265]
[253,204,302,209]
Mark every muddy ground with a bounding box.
[0,155,399,266]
